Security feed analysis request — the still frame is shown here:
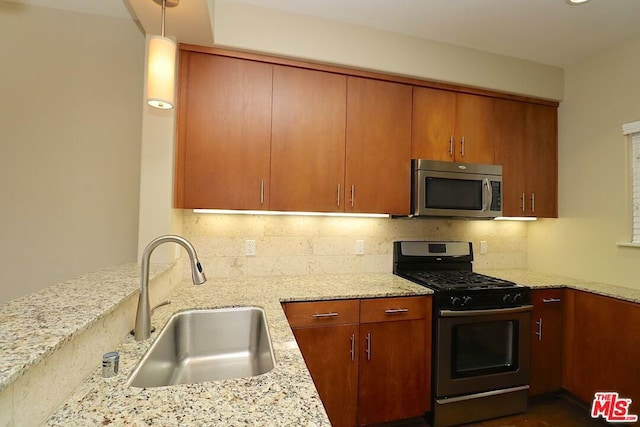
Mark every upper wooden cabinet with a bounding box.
[345,77,412,215]
[175,51,273,209]
[270,66,347,212]
[412,88,495,164]
[175,46,558,215]
[495,99,558,217]
[525,103,558,218]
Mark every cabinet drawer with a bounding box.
[532,288,564,309]
[360,296,427,323]
[284,299,360,328]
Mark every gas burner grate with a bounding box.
[405,271,516,290]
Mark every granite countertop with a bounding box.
[0,263,171,393]
[5,265,640,425]
[477,268,640,303]
[44,273,431,426]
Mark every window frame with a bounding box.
[619,120,640,247]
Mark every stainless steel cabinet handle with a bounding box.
[311,312,339,318]
[521,192,526,213]
[531,193,535,213]
[384,308,409,314]
[535,318,543,341]
[542,298,562,304]
[260,179,265,205]
[350,333,355,362]
[449,135,454,156]
[337,184,341,207]
[350,185,355,208]
[461,136,465,157]
[365,333,371,361]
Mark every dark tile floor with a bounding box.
[378,395,610,427]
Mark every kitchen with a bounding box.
[2,0,640,425]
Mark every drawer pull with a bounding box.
[542,298,561,304]
[384,308,409,314]
[311,312,339,319]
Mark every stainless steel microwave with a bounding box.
[411,159,503,218]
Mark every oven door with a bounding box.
[435,305,531,398]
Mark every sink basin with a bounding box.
[127,307,276,388]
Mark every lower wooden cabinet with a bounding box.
[562,290,640,408]
[283,299,359,426]
[283,296,431,426]
[291,324,359,426]
[529,288,564,396]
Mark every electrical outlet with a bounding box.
[245,240,256,256]
[356,240,365,255]
[480,240,488,255]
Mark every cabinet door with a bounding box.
[177,52,272,209]
[525,103,558,218]
[271,66,347,212]
[292,325,359,427]
[412,87,456,161]
[494,99,526,216]
[529,288,563,396]
[455,93,495,164]
[358,319,428,425]
[563,290,640,407]
[345,77,412,215]
[412,88,494,164]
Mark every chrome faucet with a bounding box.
[134,235,206,341]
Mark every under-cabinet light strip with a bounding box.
[494,216,537,221]
[193,209,390,218]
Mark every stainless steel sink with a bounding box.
[127,307,276,388]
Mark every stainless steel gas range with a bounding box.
[393,241,532,427]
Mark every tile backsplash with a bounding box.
[181,211,527,278]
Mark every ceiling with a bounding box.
[8,0,640,68]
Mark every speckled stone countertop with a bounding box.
[44,273,431,426]
[0,263,171,393]
[477,269,640,303]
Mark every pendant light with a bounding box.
[146,0,178,109]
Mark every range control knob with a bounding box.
[462,296,473,306]
[450,296,461,307]
[502,293,513,304]
[513,293,523,303]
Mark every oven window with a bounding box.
[425,177,483,210]
[452,320,519,378]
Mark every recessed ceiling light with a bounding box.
[566,0,592,5]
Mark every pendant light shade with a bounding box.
[146,35,176,109]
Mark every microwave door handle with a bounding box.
[482,178,492,212]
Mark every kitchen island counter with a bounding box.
[44,273,430,426]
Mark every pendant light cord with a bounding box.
[161,0,166,37]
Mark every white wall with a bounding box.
[135,1,566,276]
[213,0,564,101]
[528,35,640,289]
[0,3,145,302]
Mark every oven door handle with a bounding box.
[439,305,533,317]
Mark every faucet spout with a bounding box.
[134,235,206,341]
